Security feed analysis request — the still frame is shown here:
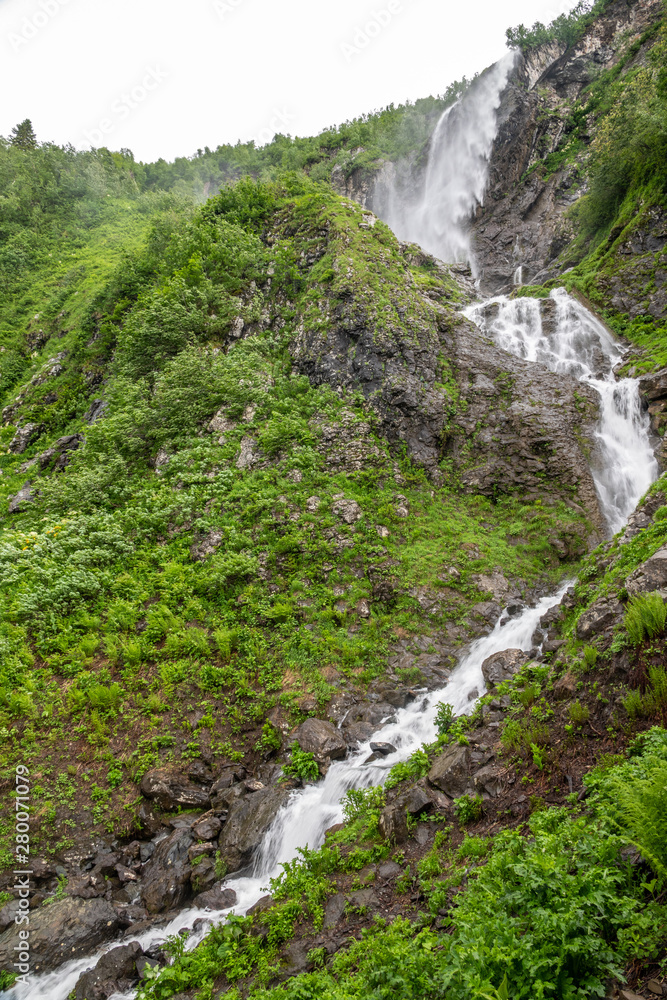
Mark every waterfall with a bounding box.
[379,51,516,271]
[465,289,659,535]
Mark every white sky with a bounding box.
[0,0,578,162]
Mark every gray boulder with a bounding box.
[0,897,119,974]
[576,598,624,640]
[9,423,41,453]
[292,718,347,760]
[217,786,288,873]
[74,941,142,1000]
[428,744,471,797]
[472,763,505,798]
[140,767,210,811]
[625,546,667,598]
[481,648,526,690]
[8,482,35,514]
[192,883,238,910]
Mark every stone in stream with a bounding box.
[292,717,347,760]
[0,897,120,974]
[192,883,238,910]
[140,827,195,914]
[217,785,290,873]
[370,742,397,756]
[481,648,526,690]
[74,940,143,1000]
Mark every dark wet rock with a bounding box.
[576,598,624,640]
[378,861,403,880]
[343,721,375,746]
[247,894,274,917]
[114,904,149,928]
[74,941,142,1000]
[193,883,238,910]
[140,767,210,811]
[136,800,164,837]
[137,955,161,980]
[217,786,289,873]
[192,812,223,842]
[292,718,347,760]
[0,897,120,974]
[428,744,472,797]
[140,828,194,915]
[481,648,526,690]
[370,742,397,756]
[625,545,667,598]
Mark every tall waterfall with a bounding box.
[465,289,659,535]
[380,51,516,269]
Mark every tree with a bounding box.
[9,119,37,150]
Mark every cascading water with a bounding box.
[379,51,516,269]
[9,50,661,1000]
[10,586,570,1000]
[465,288,659,535]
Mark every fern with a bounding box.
[625,591,667,646]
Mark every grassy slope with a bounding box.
[0,179,589,871]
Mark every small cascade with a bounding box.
[512,265,524,287]
[465,288,659,534]
[379,51,516,269]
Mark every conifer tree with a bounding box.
[9,119,37,150]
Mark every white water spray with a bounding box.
[379,51,516,269]
[465,288,658,535]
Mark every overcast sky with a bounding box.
[0,0,578,162]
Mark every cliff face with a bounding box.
[471,0,665,293]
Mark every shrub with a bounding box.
[568,701,590,726]
[453,794,483,825]
[434,701,454,736]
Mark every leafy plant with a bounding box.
[281,743,320,784]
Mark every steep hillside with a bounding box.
[0,2,666,999]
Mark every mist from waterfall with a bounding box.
[378,51,516,269]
